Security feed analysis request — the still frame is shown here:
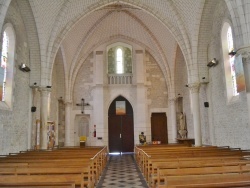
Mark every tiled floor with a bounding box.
[96,153,149,188]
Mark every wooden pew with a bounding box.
[0,182,75,188]
[156,163,250,188]
[164,173,250,188]
[136,145,250,181]
[0,146,108,188]
[149,158,250,186]
[135,145,250,188]
[0,175,86,188]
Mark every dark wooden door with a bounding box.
[108,96,134,153]
[151,113,168,144]
[121,115,134,152]
[108,116,122,153]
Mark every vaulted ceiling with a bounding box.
[14,0,221,91]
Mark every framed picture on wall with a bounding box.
[116,101,126,115]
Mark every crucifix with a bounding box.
[76,98,89,114]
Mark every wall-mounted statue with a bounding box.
[178,112,187,138]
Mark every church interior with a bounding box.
[1,0,250,187]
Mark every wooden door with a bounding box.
[151,113,168,144]
[108,96,134,153]
[121,115,134,152]
[108,116,122,152]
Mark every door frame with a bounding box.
[108,96,134,153]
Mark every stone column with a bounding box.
[168,98,177,143]
[135,50,148,143]
[189,83,202,146]
[39,87,51,149]
[31,86,39,149]
[93,51,105,146]
[64,101,72,146]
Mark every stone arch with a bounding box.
[107,94,134,114]
[45,0,191,89]
[0,23,15,110]
[16,0,41,86]
[0,0,11,36]
[224,0,247,49]
[74,114,90,146]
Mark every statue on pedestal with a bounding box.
[178,112,187,138]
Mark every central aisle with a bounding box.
[96,153,148,188]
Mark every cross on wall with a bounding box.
[76,98,89,114]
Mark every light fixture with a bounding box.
[228,50,236,56]
[207,58,218,67]
[19,63,30,72]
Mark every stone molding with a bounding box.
[188,83,200,93]
[237,46,250,63]
[96,51,103,55]
[168,98,176,105]
[38,87,52,93]
[64,101,73,106]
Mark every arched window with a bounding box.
[227,27,238,96]
[0,31,8,101]
[107,43,132,75]
[221,22,238,103]
[0,24,15,110]
[116,48,123,74]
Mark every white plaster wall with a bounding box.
[208,1,250,149]
[0,1,31,155]
[175,46,193,138]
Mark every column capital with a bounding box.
[188,83,200,93]
[168,97,176,105]
[64,101,73,106]
[236,46,250,58]
[38,86,52,92]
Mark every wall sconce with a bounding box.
[228,50,236,56]
[207,58,218,67]
[19,63,30,72]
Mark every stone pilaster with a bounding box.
[168,97,177,143]
[64,101,72,146]
[39,87,51,149]
[188,83,202,146]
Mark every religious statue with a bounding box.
[139,132,146,144]
[178,112,187,138]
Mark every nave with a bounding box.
[96,153,148,188]
[1,144,250,187]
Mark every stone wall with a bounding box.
[146,51,168,109]
[73,53,94,110]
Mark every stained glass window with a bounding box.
[116,48,123,74]
[107,44,132,74]
[227,27,238,96]
[0,31,9,101]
